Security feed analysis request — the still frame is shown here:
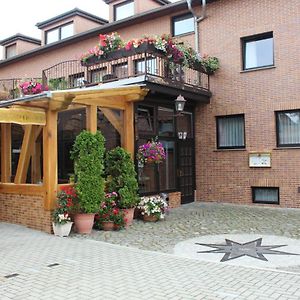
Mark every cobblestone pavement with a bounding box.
[74,202,300,254]
[1,223,300,300]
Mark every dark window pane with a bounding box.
[159,141,176,190]
[217,115,245,148]
[244,34,273,69]
[113,63,128,78]
[91,68,107,83]
[11,124,24,180]
[176,112,193,139]
[173,15,194,36]
[136,106,154,134]
[115,1,134,21]
[58,108,86,183]
[158,107,174,137]
[252,187,279,204]
[97,109,121,150]
[277,111,300,146]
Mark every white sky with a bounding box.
[0,0,180,58]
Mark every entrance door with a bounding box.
[177,140,195,204]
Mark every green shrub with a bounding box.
[105,147,139,209]
[70,130,105,213]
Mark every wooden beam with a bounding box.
[86,105,97,134]
[43,110,58,210]
[31,126,43,184]
[0,183,45,196]
[14,125,34,184]
[100,108,123,135]
[1,124,11,183]
[123,102,135,159]
[74,96,126,110]
[49,94,75,111]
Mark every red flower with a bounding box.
[113,208,119,215]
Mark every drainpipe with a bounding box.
[186,0,207,56]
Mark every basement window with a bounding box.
[252,187,279,204]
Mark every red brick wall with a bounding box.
[0,193,52,233]
[195,0,300,208]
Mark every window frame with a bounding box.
[241,31,274,71]
[252,187,280,205]
[275,109,300,148]
[216,114,246,150]
[114,0,134,21]
[5,43,17,59]
[45,22,74,45]
[172,13,194,37]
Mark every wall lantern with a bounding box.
[174,94,186,114]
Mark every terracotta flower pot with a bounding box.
[52,222,73,237]
[143,214,159,222]
[102,221,114,231]
[121,207,135,226]
[74,213,95,234]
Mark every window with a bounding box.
[5,44,16,59]
[158,107,174,137]
[172,14,194,36]
[136,106,155,134]
[91,68,107,83]
[45,22,73,44]
[276,110,300,147]
[114,0,134,21]
[252,187,279,204]
[113,63,128,78]
[217,114,245,149]
[135,58,158,75]
[242,32,274,70]
[69,72,85,88]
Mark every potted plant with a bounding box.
[19,80,48,96]
[138,195,168,222]
[52,186,76,237]
[105,147,139,226]
[70,130,106,234]
[136,138,166,167]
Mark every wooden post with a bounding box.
[31,127,42,183]
[123,102,135,158]
[1,123,11,183]
[43,110,58,210]
[86,105,97,134]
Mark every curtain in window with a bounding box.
[218,116,244,148]
[278,112,300,145]
[254,188,278,203]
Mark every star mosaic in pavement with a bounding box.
[196,238,299,262]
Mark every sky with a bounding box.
[0,0,180,58]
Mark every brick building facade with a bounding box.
[0,0,299,233]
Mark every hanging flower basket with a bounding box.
[137,138,166,166]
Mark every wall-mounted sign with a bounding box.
[249,152,271,168]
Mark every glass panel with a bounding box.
[69,72,85,88]
[61,23,73,39]
[176,112,193,138]
[46,28,59,44]
[137,139,158,193]
[174,15,194,36]
[159,141,176,190]
[91,68,107,83]
[58,108,86,183]
[278,111,300,145]
[218,115,245,148]
[253,188,279,204]
[115,1,134,21]
[158,107,174,137]
[135,58,157,75]
[245,37,273,69]
[97,109,121,150]
[136,106,154,134]
[11,124,24,181]
[6,44,16,59]
[113,63,128,78]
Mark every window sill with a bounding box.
[213,148,247,152]
[273,147,300,150]
[173,32,195,38]
[240,66,276,73]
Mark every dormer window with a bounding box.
[5,44,16,59]
[114,0,134,21]
[45,22,74,44]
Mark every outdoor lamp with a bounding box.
[175,95,186,113]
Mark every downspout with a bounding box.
[186,0,207,56]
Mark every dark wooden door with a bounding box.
[177,140,195,204]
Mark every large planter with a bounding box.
[143,214,159,222]
[121,207,135,227]
[52,222,73,237]
[102,221,115,231]
[74,213,95,234]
